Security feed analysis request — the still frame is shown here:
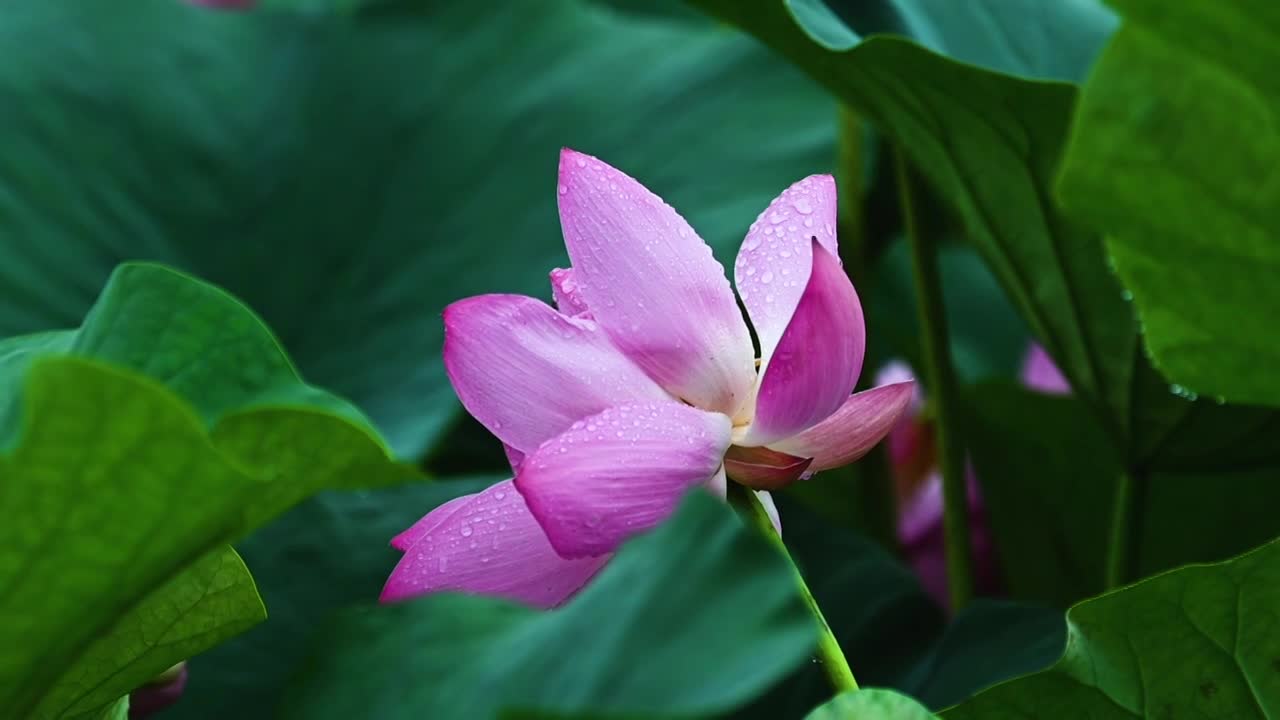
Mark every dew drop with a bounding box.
[576,157,587,168]
[460,524,473,537]
[793,198,813,214]
[761,271,774,284]
[769,211,786,225]
[558,184,567,195]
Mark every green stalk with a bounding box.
[730,484,859,694]
[895,148,974,611]
[1105,468,1145,589]
[836,105,870,285]
[836,105,900,556]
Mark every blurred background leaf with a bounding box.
[783,0,1116,81]
[0,0,837,460]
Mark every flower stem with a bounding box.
[895,148,974,611]
[729,484,859,694]
[836,105,870,284]
[836,106,900,556]
[1105,468,1145,589]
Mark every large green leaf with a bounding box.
[969,383,1280,607]
[0,263,412,718]
[965,385,1117,606]
[282,494,815,719]
[0,357,263,718]
[0,0,836,458]
[944,536,1280,718]
[42,548,263,720]
[687,0,1280,471]
[1056,0,1280,407]
[785,0,1116,81]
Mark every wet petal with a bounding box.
[390,493,473,552]
[381,480,609,609]
[734,174,839,369]
[557,149,755,417]
[549,267,591,318]
[444,293,671,455]
[770,382,915,472]
[740,240,865,445]
[517,401,733,558]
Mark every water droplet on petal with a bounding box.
[761,271,774,284]
[793,198,813,214]
[460,524,473,537]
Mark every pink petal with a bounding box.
[381,480,610,609]
[444,294,672,455]
[389,493,473,552]
[549,267,591,318]
[740,240,865,445]
[1021,343,1071,395]
[734,175,839,371]
[769,381,915,472]
[723,445,814,490]
[557,149,755,418]
[516,401,733,558]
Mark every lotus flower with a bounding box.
[382,150,914,608]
